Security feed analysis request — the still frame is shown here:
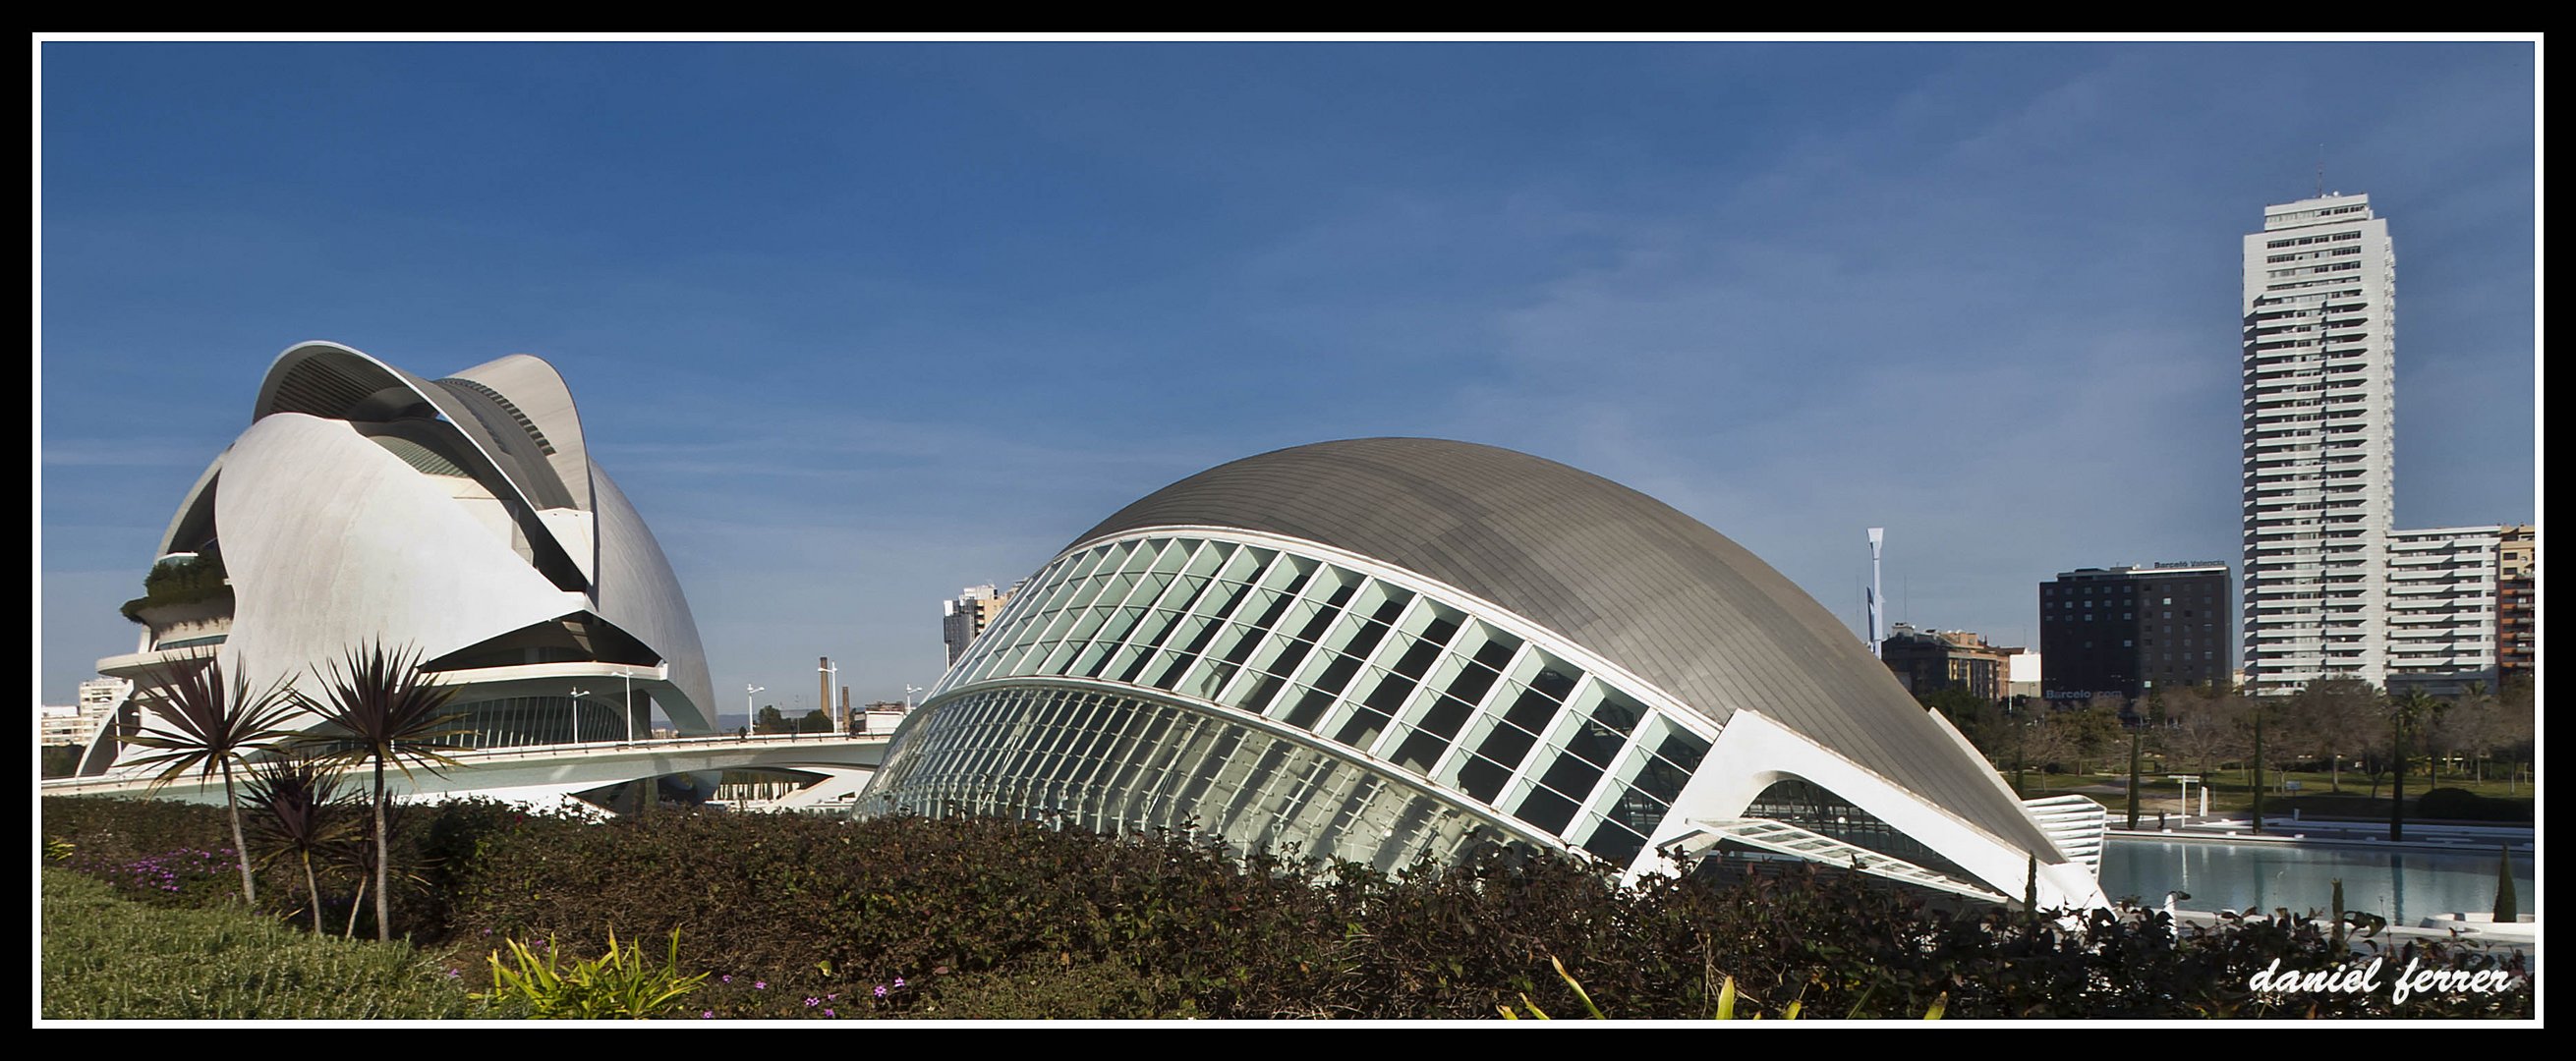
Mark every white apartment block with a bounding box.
[2239,193,2397,692]
[40,677,132,749]
[2383,526,2504,695]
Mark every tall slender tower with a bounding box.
[2239,193,2397,692]
[1867,527,1885,658]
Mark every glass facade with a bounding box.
[877,533,1717,869]
[862,686,1492,870]
[1743,777,1980,886]
[446,695,640,750]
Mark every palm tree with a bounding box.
[297,642,471,941]
[119,654,303,906]
[241,754,360,933]
[2386,690,2445,842]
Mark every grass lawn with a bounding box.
[39,868,480,1020]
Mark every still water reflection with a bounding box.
[2098,839,2535,924]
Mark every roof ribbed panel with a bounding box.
[1071,437,2055,857]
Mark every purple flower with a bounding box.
[874,984,887,999]
[702,1011,714,1019]
[754,980,767,990]
[892,977,906,989]
[721,975,732,983]
[824,1009,835,1017]
[805,997,820,1007]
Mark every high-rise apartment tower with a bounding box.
[2239,193,2397,692]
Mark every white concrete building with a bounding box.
[73,342,717,777]
[2384,525,2505,695]
[867,439,2106,908]
[2239,193,2397,692]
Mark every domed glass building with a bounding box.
[861,438,2105,908]
[77,341,717,775]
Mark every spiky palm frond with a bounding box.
[297,641,473,942]
[296,642,475,779]
[119,653,303,906]
[241,754,362,869]
[120,654,303,788]
[242,754,365,933]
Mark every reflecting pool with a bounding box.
[2098,838,2535,924]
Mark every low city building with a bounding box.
[1878,623,2017,702]
[2497,525,2535,686]
[2384,526,2507,697]
[942,583,1023,667]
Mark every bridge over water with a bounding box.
[38,730,894,815]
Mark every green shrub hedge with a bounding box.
[38,796,2535,1019]
[2414,787,2529,822]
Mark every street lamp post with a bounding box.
[2170,774,2200,829]
[746,685,764,736]
[568,688,589,746]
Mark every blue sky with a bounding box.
[37,40,2539,720]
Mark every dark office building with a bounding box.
[2039,563,2232,704]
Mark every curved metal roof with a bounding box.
[1070,437,2057,858]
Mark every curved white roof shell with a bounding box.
[93,341,716,749]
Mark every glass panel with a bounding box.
[1220,670,1274,712]
[1654,723,1711,775]
[1513,785,1579,835]
[1413,695,1474,741]
[1181,539,1229,579]
[1387,629,1449,680]
[1455,754,1514,803]
[1579,817,1647,866]
[1436,659,1502,713]
[1467,621,1521,670]
[1280,685,1337,731]
[1389,728,1447,775]
[1099,644,1151,682]
[1537,752,1606,805]
[1066,641,1114,676]
[1561,716,1628,768]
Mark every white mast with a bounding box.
[1867,527,1885,658]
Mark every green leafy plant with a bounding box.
[45,836,75,863]
[117,549,232,624]
[477,928,711,1019]
[1500,956,1945,1020]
